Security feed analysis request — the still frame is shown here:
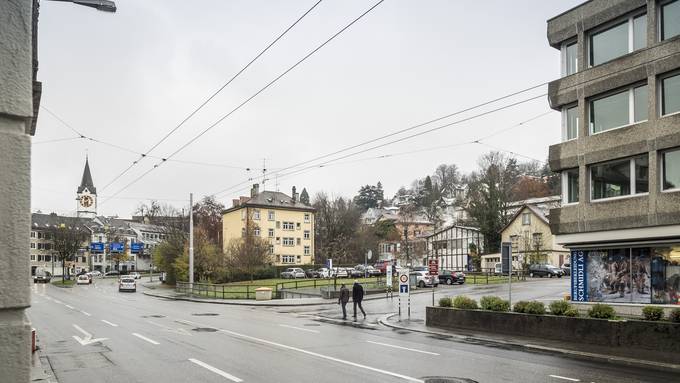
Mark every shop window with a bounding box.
[651,245,680,304]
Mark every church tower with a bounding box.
[76,157,97,219]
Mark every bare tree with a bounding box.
[48,221,88,283]
[225,213,272,281]
[192,195,225,248]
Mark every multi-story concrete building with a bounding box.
[222,185,315,266]
[30,213,90,276]
[547,0,680,304]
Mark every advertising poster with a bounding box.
[571,251,587,301]
[630,248,651,303]
[651,245,680,304]
[586,248,650,304]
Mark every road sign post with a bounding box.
[398,269,410,318]
[428,259,439,306]
[385,259,393,298]
[501,242,512,307]
[365,250,372,278]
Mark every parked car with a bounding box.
[33,268,51,283]
[411,266,428,272]
[373,260,396,275]
[561,263,571,276]
[104,270,120,277]
[305,268,321,278]
[438,270,465,285]
[317,267,333,278]
[128,272,141,280]
[528,264,563,278]
[118,277,136,292]
[88,270,102,278]
[365,265,381,277]
[410,270,439,288]
[349,268,363,278]
[281,268,306,279]
[333,267,349,278]
[76,274,92,285]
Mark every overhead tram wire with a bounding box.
[100,0,387,206]
[100,0,325,191]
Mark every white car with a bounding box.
[89,270,102,278]
[128,272,141,279]
[334,267,349,278]
[119,277,136,292]
[280,268,306,279]
[76,274,91,285]
[317,267,333,278]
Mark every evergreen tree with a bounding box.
[299,187,310,205]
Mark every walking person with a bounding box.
[338,283,350,320]
[352,280,366,319]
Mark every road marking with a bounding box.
[366,340,440,356]
[189,358,243,382]
[53,299,62,304]
[80,311,91,316]
[549,375,580,382]
[279,324,320,333]
[178,319,423,382]
[147,320,191,336]
[72,324,107,346]
[132,333,160,345]
[101,320,118,327]
[64,304,74,309]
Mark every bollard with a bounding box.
[32,328,36,353]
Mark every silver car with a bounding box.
[281,268,305,279]
[118,277,136,292]
[410,270,439,288]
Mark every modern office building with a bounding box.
[547,0,680,305]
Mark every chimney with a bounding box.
[291,186,297,203]
[251,183,259,197]
[232,199,240,208]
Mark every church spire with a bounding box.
[77,156,96,194]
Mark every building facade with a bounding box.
[547,0,680,305]
[426,225,484,271]
[222,185,315,266]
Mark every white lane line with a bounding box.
[279,324,320,334]
[101,320,118,327]
[189,358,243,382]
[132,333,160,345]
[73,324,92,338]
[53,299,62,304]
[64,304,74,309]
[80,311,91,316]
[549,375,580,382]
[178,319,423,382]
[366,340,440,356]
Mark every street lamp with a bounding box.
[47,0,117,13]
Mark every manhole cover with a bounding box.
[191,313,219,316]
[303,323,321,327]
[141,314,165,318]
[192,327,218,332]
[423,377,478,383]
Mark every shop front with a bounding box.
[571,244,680,305]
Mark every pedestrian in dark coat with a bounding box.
[352,280,366,319]
[338,284,350,319]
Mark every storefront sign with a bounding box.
[571,250,587,301]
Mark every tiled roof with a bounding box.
[225,190,315,213]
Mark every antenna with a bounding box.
[262,158,267,190]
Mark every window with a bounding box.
[562,41,578,76]
[254,227,260,236]
[304,246,310,255]
[590,85,647,134]
[268,228,274,238]
[282,221,294,230]
[253,209,260,220]
[30,255,35,261]
[589,14,646,66]
[269,245,274,254]
[562,169,580,204]
[662,148,680,190]
[30,231,35,238]
[282,255,295,264]
[37,232,43,239]
[268,211,275,221]
[591,155,648,200]
[296,255,301,262]
[30,243,35,249]
[661,73,680,116]
[522,213,531,225]
[282,237,294,246]
[296,238,301,245]
[304,213,310,223]
[661,0,680,40]
[532,232,543,247]
[303,230,310,240]
[563,105,578,141]
[296,222,301,230]
[276,237,280,244]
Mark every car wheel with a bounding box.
[418,281,425,288]
[446,278,452,285]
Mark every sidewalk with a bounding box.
[379,313,680,372]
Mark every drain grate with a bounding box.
[141,314,165,318]
[191,313,219,316]
[423,377,478,383]
[192,327,218,332]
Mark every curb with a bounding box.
[378,313,680,373]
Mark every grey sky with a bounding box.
[32,0,582,217]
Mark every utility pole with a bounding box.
[189,193,194,289]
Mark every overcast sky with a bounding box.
[32,0,582,217]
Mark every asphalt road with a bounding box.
[28,277,676,383]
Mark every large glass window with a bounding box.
[590,85,647,133]
[662,148,680,190]
[563,106,578,140]
[590,14,646,66]
[633,14,647,50]
[661,73,680,115]
[661,0,680,41]
[563,169,579,203]
[651,244,680,304]
[563,41,578,76]
[591,155,648,200]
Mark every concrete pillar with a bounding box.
[0,1,34,382]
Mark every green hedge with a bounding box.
[549,300,572,316]
[588,303,616,319]
[670,308,680,323]
[452,296,478,310]
[438,297,452,307]
[480,296,510,312]
[642,306,664,321]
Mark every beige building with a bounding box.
[501,205,569,269]
[222,185,315,266]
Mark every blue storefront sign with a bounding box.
[130,242,143,253]
[90,242,104,253]
[109,242,124,252]
[571,250,588,302]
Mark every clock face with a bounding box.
[80,195,93,208]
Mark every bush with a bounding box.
[588,303,616,319]
[480,296,510,312]
[438,297,452,307]
[669,308,680,323]
[513,300,530,313]
[549,300,572,316]
[641,306,664,321]
[452,295,478,310]
[524,301,546,315]
[564,308,579,317]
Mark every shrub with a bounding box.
[588,303,616,319]
[641,306,664,321]
[438,297,452,307]
[524,301,546,315]
[564,308,579,317]
[669,308,680,323]
[480,296,510,312]
[549,300,572,316]
[452,295,478,310]
[513,300,530,313]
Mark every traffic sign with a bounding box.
[398,269,409,297]
[399,284,409,294]
[428,259,439,275]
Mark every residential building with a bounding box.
[375,211,435,264]
[222,185,315,266]
[506,195,561,218]
[30,213,90,276]
[501,205,570,270]
[425,225,484,271]
[547,0,680,304]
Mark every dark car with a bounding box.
[528,264,563,278]
[349,268,363,278]
[438,270,465,285]
[561,263,571,276]
[305,268,320,278]
[104,270,120,278]
[33,268,51,283]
